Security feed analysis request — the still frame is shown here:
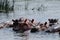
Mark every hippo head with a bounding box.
[48,19,58,23]
[12,19,19,26]
[12,19,18,23]
[48,19,58,26]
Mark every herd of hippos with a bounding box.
[0,17,60,35]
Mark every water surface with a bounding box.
[0,0,60,40]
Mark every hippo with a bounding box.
[48,19,58,26]
[12,19,32,33]
[45,25,60,33]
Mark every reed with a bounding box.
[0,0,14,13]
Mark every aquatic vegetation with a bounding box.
[0,0,14,13]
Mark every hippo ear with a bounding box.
[48,19,50,21]
[12,19,15,22]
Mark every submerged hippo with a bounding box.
[45,25,60,33]
[48,19,58,26]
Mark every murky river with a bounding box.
[0,0,60,40]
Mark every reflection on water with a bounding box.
[0,28,60,40]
